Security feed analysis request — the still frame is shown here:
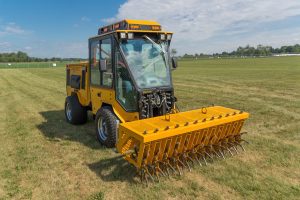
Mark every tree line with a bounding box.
[1,44,300,62]
[181,44,300,58]
[0,51,85,63]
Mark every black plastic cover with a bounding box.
[70,75,81,89]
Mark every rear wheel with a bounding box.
[95,107,117,148]
[65,95,87,125]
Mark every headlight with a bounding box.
[120,32,127,39]
[167,34,172,40]
[160,34,166,40]
[127,32,134,39]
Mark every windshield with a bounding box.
[120,38,171,89]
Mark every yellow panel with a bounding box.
[66,63,90,106]
[125,19,160,26]
[90,86,139,122]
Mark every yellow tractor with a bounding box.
[65,19,249,182]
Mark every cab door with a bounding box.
[89,36,114,114]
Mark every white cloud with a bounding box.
[24,46,32,50]
[0,23,27,36]
[59,42,87,58]
[0,41,10,46]
[106,0,300,54]
[31,41,88,58]
[81,16,91,22]
[0,42,11,52]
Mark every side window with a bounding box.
[100,38,113,87]
[116,51,137,111]
[90,40,100,85]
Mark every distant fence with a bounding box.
[0,62,68,69]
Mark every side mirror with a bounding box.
[100,59,107,71]
[171,57,178,69]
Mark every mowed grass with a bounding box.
[0,57,299,200]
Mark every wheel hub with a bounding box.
[98,118,108,141]
[66,102,72,121]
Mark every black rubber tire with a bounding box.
[95,107,117,148]
[64,95,88,125]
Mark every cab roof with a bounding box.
[98,19,169,35]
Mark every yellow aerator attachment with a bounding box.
[116,106,249,182]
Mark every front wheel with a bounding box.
[95,107,117,148]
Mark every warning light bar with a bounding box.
[98,19,162,35]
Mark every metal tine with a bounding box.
[234,141,245,151]
[219,144,229,158]
[145,166,155,182]
[155,171,160,182]
[157,164,167,177]
[226,146,234,156]
[227,141,234,146]
[228,142,239,154]
[231,143,239,153]
[160,162,168,176]
[190,151,201,166]
[189,151,201,166]
[207,146,217,158]
[163,153,176,174]
[178,158,187,169]
[149,165,159,182]
[211,148,221,158]
[167,161,176,173]
[171,158,182,176]
[241,139,249,144]
[197,152,208,165]
[187,154,198,167]
[220,144,233,156]
[202,155,208,165]
[144,171,149,185]
[218,149,226,159]
[176,164,183,176]
[232,146,239,154]
[140,169,149,185]
[187,161,192,172]
[139,169,144,183]
[195,155,202,166]
[204,151,213,160]
[165,166,171,177]
[145,175,149,185]
[145,171,155,182]
[182,153,192,172]
[183,156,192,172]
[214,144,226,159]
[239,143,246,151]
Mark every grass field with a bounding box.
[0,57,299,200]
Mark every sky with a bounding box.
[1,0,300,58]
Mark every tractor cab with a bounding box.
[89,19,176,118]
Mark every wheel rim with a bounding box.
[98,118,108,141]
[66,102,72,121]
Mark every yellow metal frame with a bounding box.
[117,106,249,168]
